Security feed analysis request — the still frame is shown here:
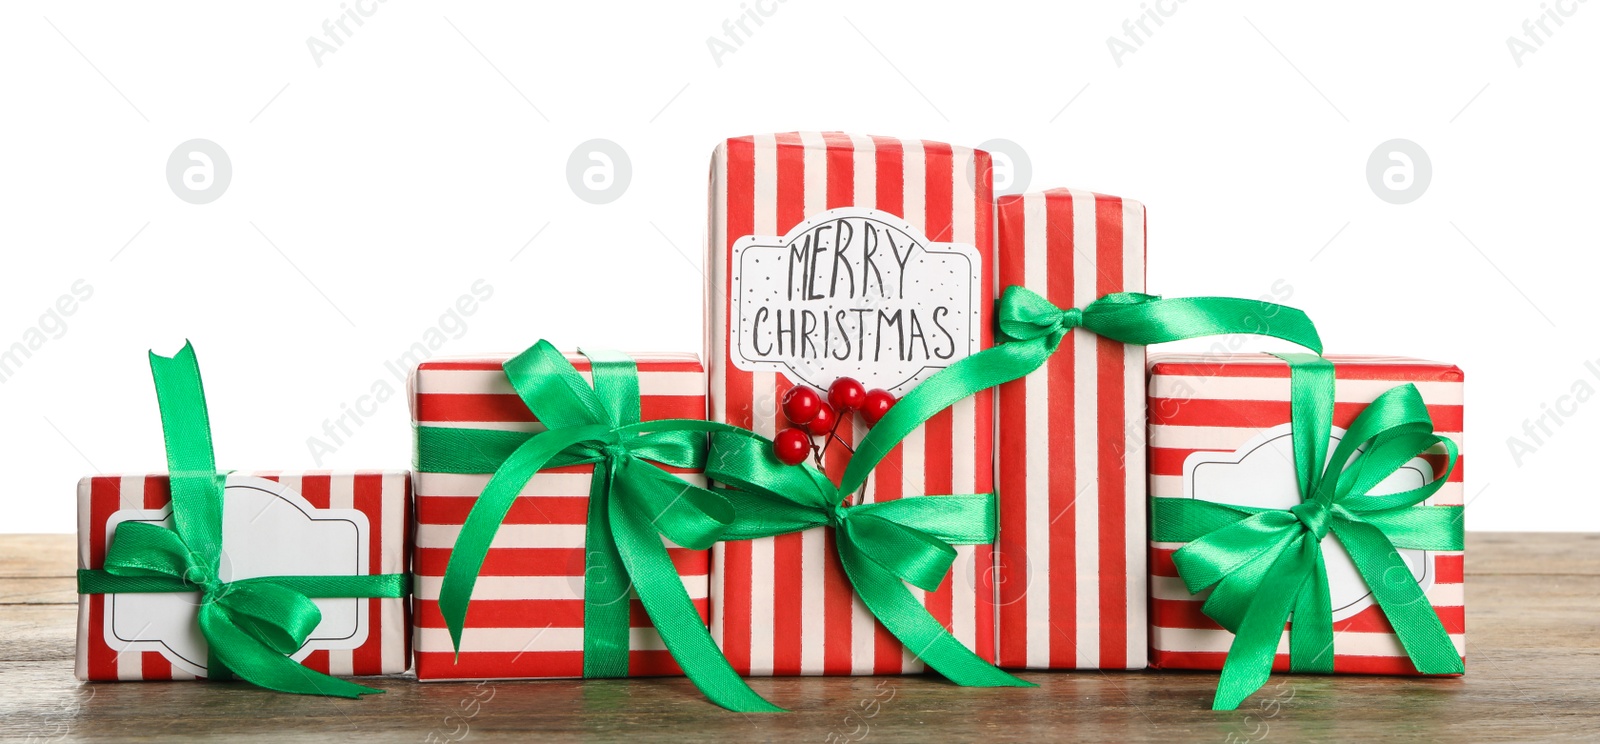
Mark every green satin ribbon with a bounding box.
[843,287,1324,488]
[74,342,409,698]
[422,341,782,713]
[1151,353,1464,711]
[706,428,1031,688]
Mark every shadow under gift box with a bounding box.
[409,353,709,680]
[1146,353,1466,674]
[76,471,412,681]
[703,133,997,675]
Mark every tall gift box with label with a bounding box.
[704,133,996,675]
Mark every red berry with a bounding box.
[828,377,867,412]
[773,428,812,465]
[805,402,837,436]
[861,389,896,425]
[781,386,822,425]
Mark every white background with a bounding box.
[1,2,1593,532]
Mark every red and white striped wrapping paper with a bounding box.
[410,353,709,680]
[75,471,411,681]
[705,133,996,675]
[1147,353,1466,674]
[994,188,1148,670]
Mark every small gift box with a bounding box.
[993,187,1150,670]
[1147,352,1465,709]
[75,344,411,697]
[703,132,998,675]
[77,471,412,683]
[409,346,713,680]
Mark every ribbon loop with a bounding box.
[837,512,957,593]
[213,581,324,656]
[101,520,193,581]
[996,285,1077,346]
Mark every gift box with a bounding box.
[409,352,710,680]
[76,470,412,682]
[993,188,1149,670]
[1147,353,1465,678]
[704,132,996,674]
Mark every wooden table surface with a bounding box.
[3,533,1596,742]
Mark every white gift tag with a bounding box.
[729,207,982,394]
[102,474,371,675]
[1183,423,1434,621]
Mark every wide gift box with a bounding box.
[409,347,711,680]
[77,471,412,683]
[1147,352,1465,709]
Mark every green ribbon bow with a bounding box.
[703,285,1323,689]
[421,341,782,713]
[75,342,409,698]
[1151,353,1464,711]
[706,428,1029,688]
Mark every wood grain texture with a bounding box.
[2,533,1594,742]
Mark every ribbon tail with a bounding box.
[1287,540,1335,674]
[1333,519,1464,675]
[838,539,1032,689]
[610,495,783,713]
[147,343,225,591]
[1087,295,1323,353]
[583,461,633,680]
[438,424,613,654]
[207,649,235,683]
[1212,537,1314,711]
[198,605,383,698]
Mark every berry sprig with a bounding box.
[772,377,898,467]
